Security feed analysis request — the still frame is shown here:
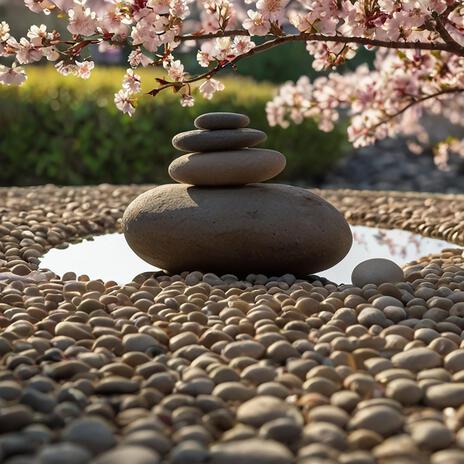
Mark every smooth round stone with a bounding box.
[210,438,293,464]
[237,396,303,427]
[0,381,22,401]
[431,450,464,464]
[425,383,464,408]
[94,446,160,464]
[358,307,387,327]
[259,417,302,444]
[349,405,403,437]
[194,112,250,130]
[172,129,266,152]
[0,405,33,433]
[123,334,161,353]
[168,149,286,186]
[170,440,209,464]
[410,420,453,451]
[123,183,352,275]
[37,443,92,464]
[385,378,422,405]
[352,258,404,287]
[62,417,116,454]
[392,348,441,371]
[222,341,265,360]
[55,322,92,341]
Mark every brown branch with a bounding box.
[362,87,464,139]
[176,30,464,56]
[433,11,462,52]
[150,30,464,96]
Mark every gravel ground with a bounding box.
[0,185,464,463]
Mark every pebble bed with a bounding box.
[1,185,464,464]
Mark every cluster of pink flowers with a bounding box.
[0,0,463,163]
[268,48,464,160]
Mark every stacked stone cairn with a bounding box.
[123,112,353,275]
[168,112,286,186]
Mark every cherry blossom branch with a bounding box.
[433,13,462,51]
[177,30,464,56]
[149,31,464,97]
[363,87,464,139]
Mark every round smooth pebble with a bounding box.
[194,112,250,130]
[37,443,92,464]
[409,420,453,451]
[349,405,404,436]
[122,334,161,353]
[259,417,302,444]
[236,396,303,427]
[425,383,464,408]
[222,340,265,360]
[0,405,33,433]
[385,378,422,405]
[352,258,404,287]
[392,348,442,371]
[358,307,387,327]
[172,129,267,152]
[210,438,293,464]
[170,440,209,464]
[62,417,116,454]
[93,446,160,464]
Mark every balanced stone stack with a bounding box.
[168,113,285,186]
[123,112,353,275]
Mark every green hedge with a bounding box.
[0,67,348,186]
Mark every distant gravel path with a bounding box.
[320,140,464,194]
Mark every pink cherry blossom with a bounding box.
[166,59,185,82]
[76,60,94,78]
[180,93,195,107]
[256,0,287,23]
[122,68,141,93]
[24,0,55,14]
[243,10,270,36]
[67,1,98,36]
[42,46,60,61]
[9,38,43,64]
[114,89,136,116]
[27,25,49,47]
[55,60,78,76]
[128,48,154,67]
[0,22,10,42]
[199,78,225,99]
[0,64,27,86]
[232,36,255,55]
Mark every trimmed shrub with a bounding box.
[0,67,348,186]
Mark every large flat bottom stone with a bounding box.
[122,183,353,275]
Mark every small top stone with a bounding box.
[194,112,250,130]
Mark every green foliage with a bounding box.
[0,67,348,186]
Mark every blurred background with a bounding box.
[1,1,463,192]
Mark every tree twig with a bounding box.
[176,30,464,56]
[359,87,464,140]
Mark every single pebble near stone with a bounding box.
[123,111,352,275]
[352,258,404,287]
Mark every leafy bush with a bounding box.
[0,67,348,186]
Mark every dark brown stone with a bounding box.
[122,183,352,275]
